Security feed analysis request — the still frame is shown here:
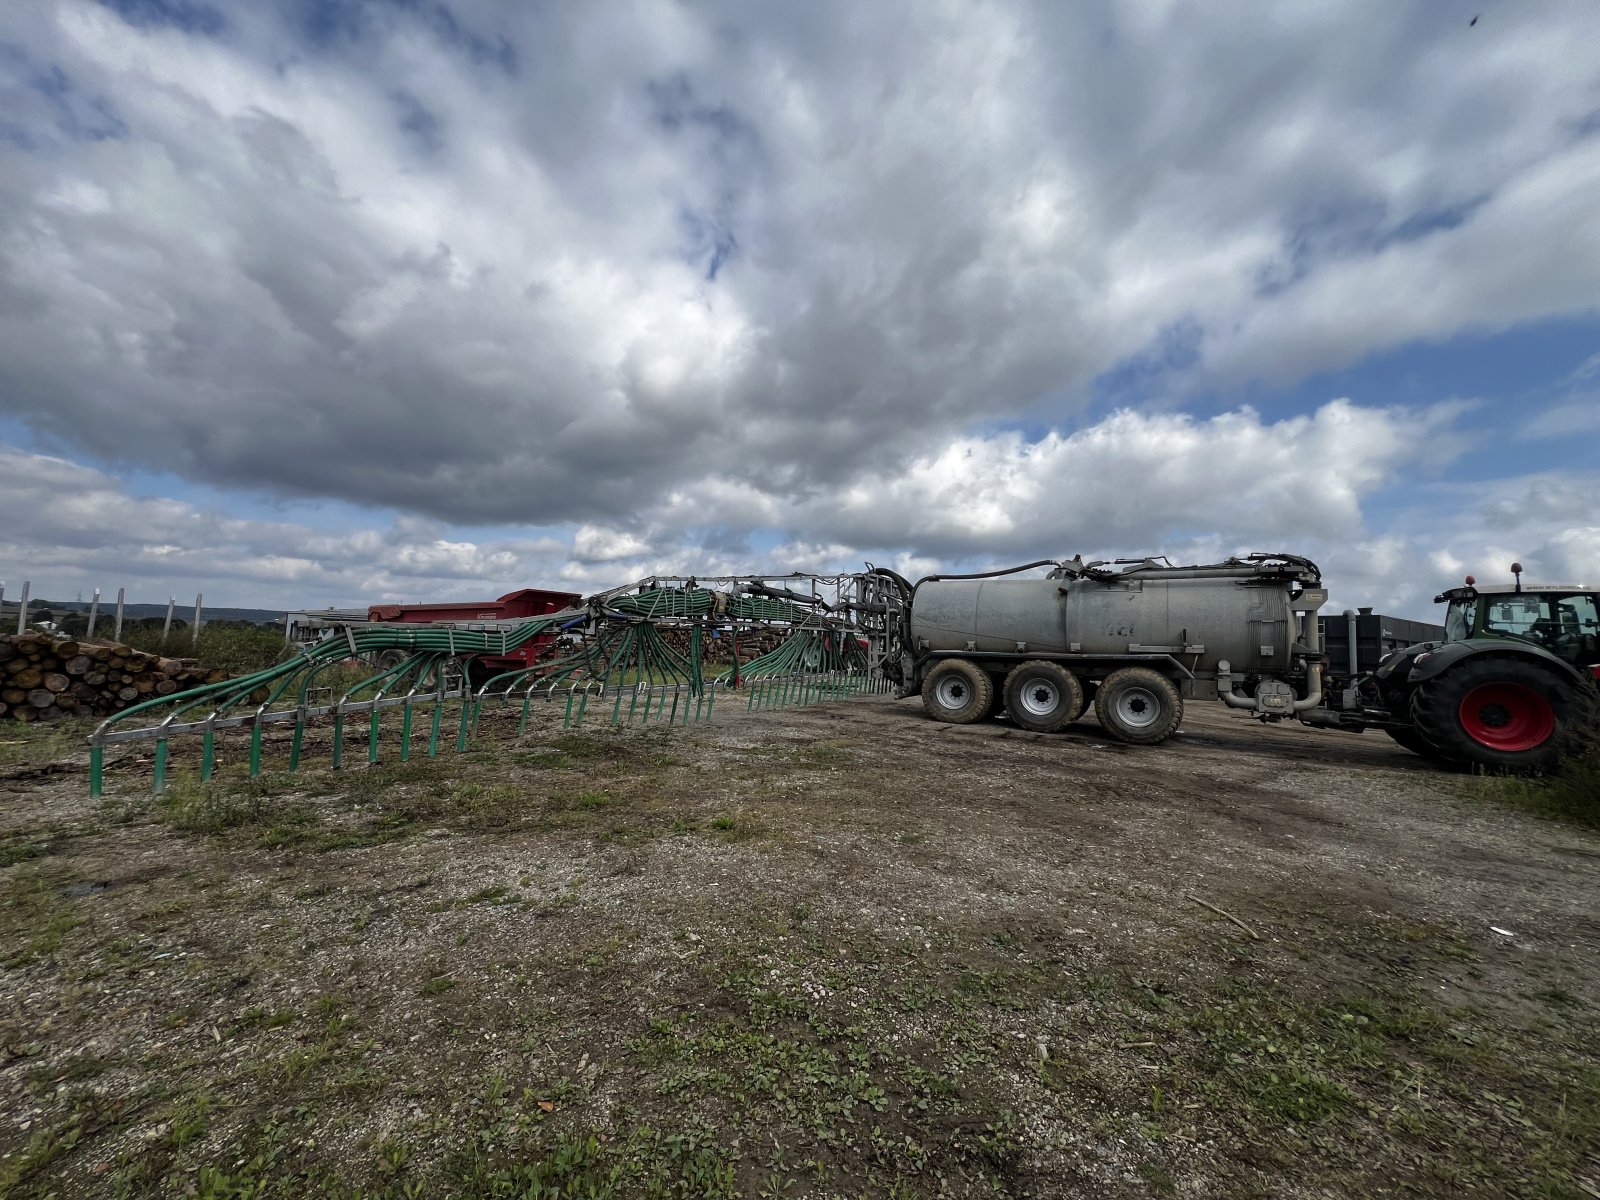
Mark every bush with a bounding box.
[117,624,291,676]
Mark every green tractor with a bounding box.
[1375,565,1600,771]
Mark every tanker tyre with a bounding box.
[921,659,994,725]
[1003,661,1085,733]
[1074,683,1095,721]
[1094,667,1182,746]
[1409,657,1570,773]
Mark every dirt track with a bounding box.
[1,694,1596,1197]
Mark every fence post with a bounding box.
[113,588,126,642]
[193,593,204,644]
[162,597,175,641]
[15,580,28,634]
[86,588,101,640]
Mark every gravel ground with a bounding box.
[1,694,1596,1198]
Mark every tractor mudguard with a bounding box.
[1400,638,1588,689]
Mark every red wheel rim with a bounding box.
[1457,683,1554,752]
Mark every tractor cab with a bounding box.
[1433,565,1600,675]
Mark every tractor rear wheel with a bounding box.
[1410,658,1569,772]
[1383,724,1436,758]
[921,659,994,725]
[1003,661,1084,733]
[1094,667,1182,745]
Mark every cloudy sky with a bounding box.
[2,0,1597,619]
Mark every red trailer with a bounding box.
[368,588,582,677]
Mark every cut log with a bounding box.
[28,689,55,708]
[14,706,35,723]
[118,686,139,702]
[133,678,155,695]
[0,642,14,663]
[14,669,42,690]
[73,682,97,702]
[43,673,70,693]
[64,655,91,676]
[84,672,106,686]
[55,640,79,658]
[2,688,24,706]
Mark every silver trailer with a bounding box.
[879,553,1329,743]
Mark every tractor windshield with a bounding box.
[1479,592,1600,664]
[1444,598,1476,642]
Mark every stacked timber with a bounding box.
[656,626,803,665]
[0,632,226,723]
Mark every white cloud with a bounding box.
[1,3,1598,623]
[0,1,1597,527]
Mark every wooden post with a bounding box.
[162,597,175,641]
[193,593,203,644]
[112,587,126,642]
[15,580,28,635]
[86,588,101,640]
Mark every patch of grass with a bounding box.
[0,717,97,771]
[1475,745,1600,829]
[0,835,56,868]
[419,975,456,997]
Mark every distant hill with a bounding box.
[0,597,286,625]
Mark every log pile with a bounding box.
[0,632,227,723]
[656,626,809,665]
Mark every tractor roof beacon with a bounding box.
[1374,563,1600,771]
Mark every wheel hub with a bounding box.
[935,677,969,709]
[1019,680,1059,717]
[1457,683,1553,752]
[1115,687,1160,729]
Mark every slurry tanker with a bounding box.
[872,553,1599,773]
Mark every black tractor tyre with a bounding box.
[921,659,995,725]
[1003,661,1085,733]
[1383,724,1437,758]
[1094,667,1183,745]
[1409,656,1572,773]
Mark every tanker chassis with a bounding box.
[872,553,1599,773]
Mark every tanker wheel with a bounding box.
[1094,667,1182,746]
[1410,658,1568,773]
[1003,661,1085,733]
[921,658,994,724]
[1074,681,1095,720]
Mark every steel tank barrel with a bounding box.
[908,574,1299,675]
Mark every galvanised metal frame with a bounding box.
[85,573,897,797]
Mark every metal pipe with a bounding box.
[1215,660,1255,709]
[1291,662,1324,712]
[1344,609,1358,678]
[1291,593,1326,713]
